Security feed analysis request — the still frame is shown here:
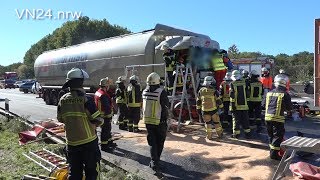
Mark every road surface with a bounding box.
[1,89,319,179]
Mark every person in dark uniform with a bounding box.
[127,75,142,133]
[94,77,117,152]
[248,70,264,133]
[229,70,251,139]
[115,76,128,130]
[163,47,177,93]
[219,72,232,130]
[57,68,103,179]
[262,75,293,160]
[142,72,169,172]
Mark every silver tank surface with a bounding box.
[34,24,217,88]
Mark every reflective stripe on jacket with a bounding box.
[94,88,113,118]
[265,92,285,123]
[230,80,249,110]
[142,87,164,125]
[57,90,99,146]
[248,81,263,102]
[127,84,142,107]
[196,87,222,112]
[220,81,230,102]
[116,88,127,104]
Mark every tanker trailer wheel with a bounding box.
[44,90,52,105]
[172,102,189,122]
[51,91,59,106]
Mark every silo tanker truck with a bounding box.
[34,24,220,106]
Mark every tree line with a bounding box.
[0,17,314,83]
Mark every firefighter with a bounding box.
[57,68,103,179]
[94,77,117,152]
[260,67,273,95]
[248,70,264,133]
[242,70,250,83]
[212,50,227,88]
[230,70,251,139]
[173,70,183,92]
[219,72,232,131]
[279,69,290,92]
[163,46,177,93]
[142,72,169,172]
[127,75,142,133]
[262,75,293,160]
[196,76,224,140]
[115,76,128,130]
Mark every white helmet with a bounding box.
[99,77,113,87]
[250,70,260,77]
[261,67,268,72]
[231,70,242,81]
[279,69,285,74]
[203,76,216,87]
[66,68,89,80]
[129,75,139,82]
[116,76,125,84]
[274,75,287,88]
[224,72,232,81]
[146,72,160,85]
[242,70,249,77]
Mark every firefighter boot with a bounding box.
[205,123,213,140]
[213,114,223,138]
[127,124,133,132]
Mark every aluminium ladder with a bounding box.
[169,64,198,132]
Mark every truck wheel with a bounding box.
[51,91,58,106]
[44,91,52,105]
[23,89,28,93]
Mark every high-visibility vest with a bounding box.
[197,87,218,112]
[94,88,113,118]
[176,75,183,87]
[58,91,100,146]
[260,76,273,89]
[142,87,164,125]
[248,82,263,102]
[116,88,127,104]
[230,80,249,110]
[212,56,226,71]
[220,81,230,102]
[164,52,176,72]
[265,92,285,123]
[127,84,142,107]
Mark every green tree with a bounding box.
[22,16,131,78]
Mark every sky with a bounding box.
[0,0,319,66]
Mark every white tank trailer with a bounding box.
[34,24,220,105]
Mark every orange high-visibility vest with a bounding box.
[260,76,273,89]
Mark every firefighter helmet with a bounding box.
[250,70,260,77]
[231,70,242,81]
[224,72,232,81]
[274,75,287,88]
[242,70,249,77]
[63,68,89,89]
[66,68,89,80]
[279,69,285,74]
[129,75,139,81]
[99,77,113,87]
[146,72,160,85]
[116,76,125,84]
[203,76,216,87]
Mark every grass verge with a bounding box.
[0,117,142,180]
